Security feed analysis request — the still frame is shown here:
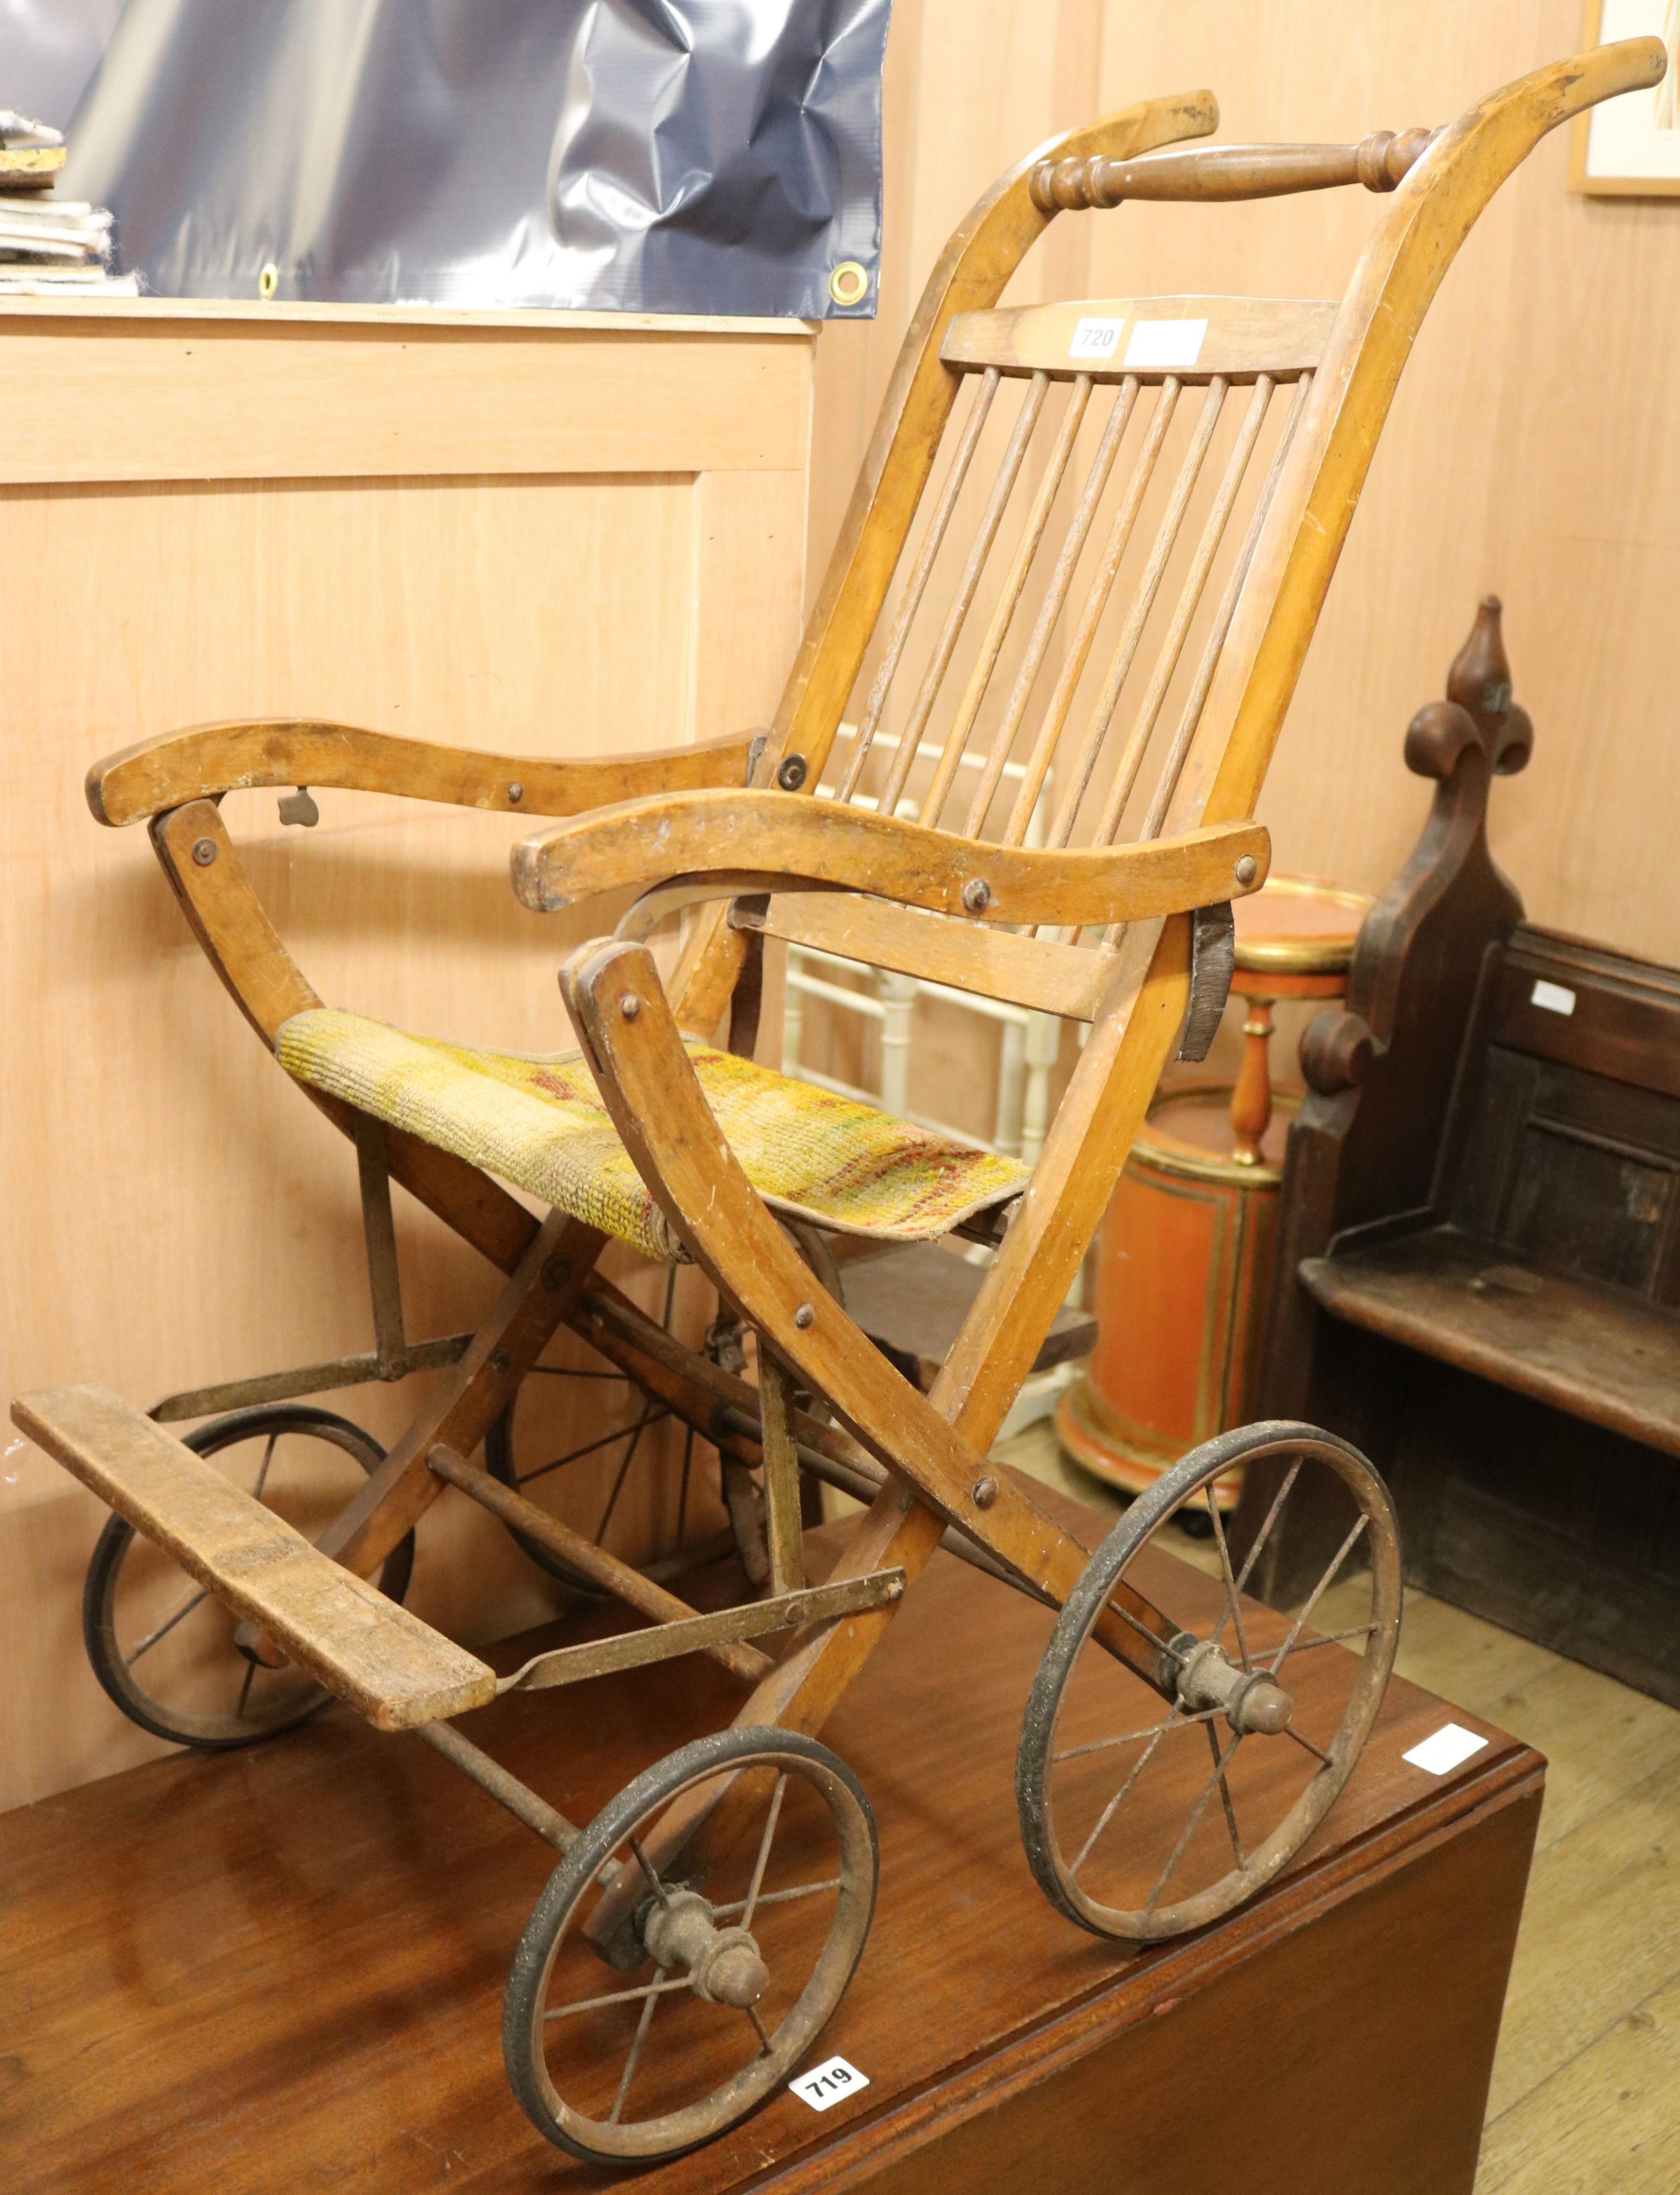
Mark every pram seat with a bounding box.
[276,1006,1029,1264]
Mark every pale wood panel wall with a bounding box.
[810,0,1680,969]
[2,308,810,1807]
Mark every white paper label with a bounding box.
[790,2054,870,2113]
[1402,1722,1489,1776]
[1123,317,1207,370]
[1067,316,1124,362]
[1530,978,1576,1017]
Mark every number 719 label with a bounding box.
[789,2054,870,2112]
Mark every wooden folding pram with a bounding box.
[15,37,1661,2167]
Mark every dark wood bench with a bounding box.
[1236,598,1680,1706]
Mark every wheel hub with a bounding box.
[1174,1636,1294,1736]
[642,1888,770,2009]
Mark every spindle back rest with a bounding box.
[675,52,1664,1057]
[741,293,1334,1019]
[659,39,1665,1448]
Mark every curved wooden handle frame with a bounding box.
[1173,36,1665,839]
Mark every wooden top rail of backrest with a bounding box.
[1030,130,1436,212]
[941,296,1337,384]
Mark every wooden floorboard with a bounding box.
[1011,1422,1680,2194]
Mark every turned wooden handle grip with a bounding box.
[1029,128,1435,212]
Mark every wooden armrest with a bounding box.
[511,789,1269,930]
[86,719,762,827]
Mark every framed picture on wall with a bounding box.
[1571,0,1680,193]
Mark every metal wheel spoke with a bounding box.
[1282,1723,1334,1767]
[1272,1623,1376,1657]
[742,1774,788,1929]
[1104,1594,1186,1667]
[1266,1514,1370,1677]
[627,1834,673,1910]
[1207,1720,1245,1867]
[516,1413,664,1491]
[1054,1707,1221,1764]
[710,1876,841,1919]
[250,1431,280,1503]
[544,1974,693,2022]
[608,1984,661,2122]
[597,1412,662,1542]
[660,1265,679,1333]
[128,1586,210,1664]
[1232,1456,1302,1599]
[746,2004,772,2056]
[1145,1729,1244,1916]
[527,1366,631,1383]
[235,1658,257,1718]
[1070,1714,1182,1876]
[676,1427,695,1546]
[1205,1489,1252,1670]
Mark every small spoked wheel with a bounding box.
[1018,1421,1400,1941]
[83,1403,414,1750]
[504,1728,877,2166]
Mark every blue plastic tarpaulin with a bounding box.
[1,0,890,316]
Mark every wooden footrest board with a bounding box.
[13,1384,496,1730]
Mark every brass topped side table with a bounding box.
[1057,875,1373,1511]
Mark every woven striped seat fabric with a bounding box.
[277,1008,1029,1264]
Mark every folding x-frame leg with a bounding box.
[559,932,1196,1937]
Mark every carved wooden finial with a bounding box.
[1406,596,1532,781]
[1447,595,1532,776]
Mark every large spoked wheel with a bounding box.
[488,1225,842,1596]
[486,1263,735,1594]
[504,1728,877,2167]
[1018,1421,1401,1941]
[83,1403,414,1750]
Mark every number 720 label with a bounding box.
[789,2054,870,2112]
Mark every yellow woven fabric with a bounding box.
[277,1007,1029,1264]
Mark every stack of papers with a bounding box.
[0,109,137,297]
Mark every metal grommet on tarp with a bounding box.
[829,260,869,307]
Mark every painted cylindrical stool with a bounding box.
[1057,875,1372,1511]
